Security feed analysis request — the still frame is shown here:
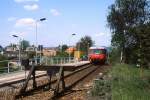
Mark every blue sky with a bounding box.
[0,0,114,47]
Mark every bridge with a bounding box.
[0,57,90,99]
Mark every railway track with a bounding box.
[18,64,106,100]
[0,63,107,100]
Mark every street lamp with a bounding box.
[12,35,22,70]
[35,18,46,64]
[69,33,76,63]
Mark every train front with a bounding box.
[88,47,107,64]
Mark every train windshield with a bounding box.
[89,49,106,54]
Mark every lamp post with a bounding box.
[69,33,76,63]
[12,35,22,70]
[35,18,46,64]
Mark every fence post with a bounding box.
[8,62,10,73]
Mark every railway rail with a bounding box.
[0,63,107,100]
[20,64,108,100]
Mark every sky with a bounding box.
[0,0,115,47]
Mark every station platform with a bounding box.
[60,61,89,66]
[0,71,46,86]
[0,61,90,87]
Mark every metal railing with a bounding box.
[38,57,76,65]
[0,57,78,74]
[0,60,23,74]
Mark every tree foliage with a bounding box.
[56,51,69,57]
[0,45,3,51]
[20,40,30,50]
[76,35,94,52]
[0,54,8,68]
[56,44,69,57]
[61,44,68,52]
[107,0,150,67]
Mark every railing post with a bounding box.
[57,58,58,64]
[63,58,65,64]
[52,58,54,65]
[64,58,66,64]
[45,57,47,65]
[8,62,10,73]
[61,58,62,65]
[51,57,53,65]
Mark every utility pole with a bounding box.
[12,35,22,70]
[69,33,76,63]
[35,18,46,64]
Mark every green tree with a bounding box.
[76,35,94,54]
[56,51,69,57]
[56,44,69,57]
[107,0,150,67]
[0,45,3,52]
[61,44,68,52]
[0,54,8,68]
[20,40,30,50]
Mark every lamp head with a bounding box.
[40,18,46,21]
[72,33,76,35]
[12,35,18,38]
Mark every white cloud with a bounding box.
[94,32,111,37]
[95,33,105,36]
[24,4,39,11]
[15,18,36,27]
[14,0,39,3]
[8,17,17,21]
[50,9,61,16]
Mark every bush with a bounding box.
[109,48,121,65]
[0,55,8,68]
[91,79,111,97]
[56,51,69,57]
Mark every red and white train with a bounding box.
[88,46,107,64]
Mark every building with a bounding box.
[26,46,36,52]
[66,47,76,54]
[42,48,57,57]
[5,46,18,52]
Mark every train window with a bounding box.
[94,49,100,54]
[94,49,106,54]
[89,49,106,54]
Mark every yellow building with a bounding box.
[74,51,82,59]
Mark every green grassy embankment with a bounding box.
[112,64,150,100]
[90,64,150,100]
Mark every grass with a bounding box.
[112,64,150,100]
